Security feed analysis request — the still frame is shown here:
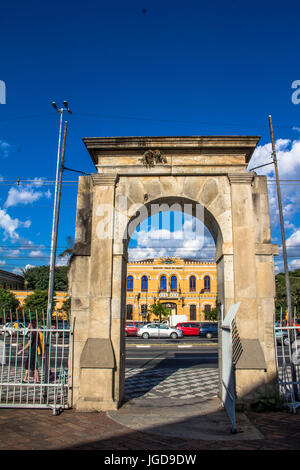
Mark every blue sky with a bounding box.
[0,0,300,274]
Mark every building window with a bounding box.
[160,275,167,291]
[189,276,196,292]
[204,304,211,319]
[141,275,148,291]
[126,304,133,320]
[170,275,177,291]
[127,276,133,291]
[190,304,196,320]
[204,275,211,292]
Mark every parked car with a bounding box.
[137,323,183,339]
[0,322,29,337]
[293,319,300,333]
[125,322,143,336]
[198,322,218,339]
[176,322,201,336]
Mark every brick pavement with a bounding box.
[0,407,299,451]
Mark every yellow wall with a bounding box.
[11,290,68,317]
[126,257,217,322]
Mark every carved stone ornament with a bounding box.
[162,257,175,264]
[140,149,167,168]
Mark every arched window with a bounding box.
[170,275,177,291]
[160,275,167,291]
[204,275,211,292]
[127,275,133,291]
[141,275,148,291]
[190,304,196,320]
[189,275,196,292]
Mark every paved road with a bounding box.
[125,344,218,369]
[126,335,218,345]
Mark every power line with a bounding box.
[0,110,299,129]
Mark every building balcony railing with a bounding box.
[158,291,179,298]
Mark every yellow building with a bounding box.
[11,290,69,318]
[126,257,217,322]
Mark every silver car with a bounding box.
[0,322,29,337]
[137,323,184,339]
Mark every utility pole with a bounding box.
[268,115,292,326]
[46,101,72,328]
[269,115,298,401]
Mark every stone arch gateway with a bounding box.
[69,136,278,411]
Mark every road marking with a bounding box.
[126,356,217,360]
[136,345,151,348]
[178,345,193,348]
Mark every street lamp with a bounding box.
[46,101,72,328]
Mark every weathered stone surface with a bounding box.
[69,135,277,411]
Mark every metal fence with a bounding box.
[274,322,300,414]
[221,302,241,434]
[0,310,72,415]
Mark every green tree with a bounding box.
[23,266,68,291]
[275,269,300,320]
[205,307,218,321]
[0,288,19,321]
[23,290,56,321]
[149,302,169,322]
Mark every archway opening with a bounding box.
[122,197,223,405]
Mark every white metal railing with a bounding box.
[0,310,71,415]
[274,321,300,414]
[221,302,240,434]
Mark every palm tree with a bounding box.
[149,302,169,322]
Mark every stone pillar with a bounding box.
[68,175,92,408]
[228,173,269,401]
[229,173,258,337]
[253,175,278,395]
[72,173,121,411]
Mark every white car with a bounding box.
[0,322,29,337]
[137,323,184,339]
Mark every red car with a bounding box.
[125,322,144,336]
[294,319,300,333]
[175,322,201,336]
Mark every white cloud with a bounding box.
[0,141,10,159]
[4,186,51,208]
[249,137,300,180]
[128,217,215,261]
[29,250,43,258]
[286,228,300,248]
[13,267,23,274]
[249,138,300,232]
[23,264,35,271]
[56,252,72,266]
[0,208,31,240]
[7,249,21,258]
[31,177,45,187]
[289,259,300,270]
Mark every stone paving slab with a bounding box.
[107,398,264,441]
[0,406,299,450]
[125,367,219,403]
